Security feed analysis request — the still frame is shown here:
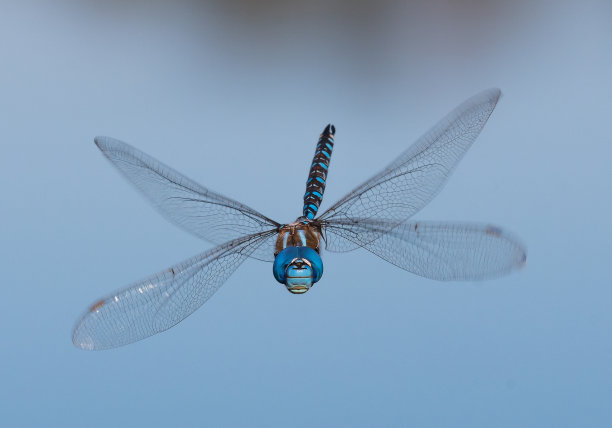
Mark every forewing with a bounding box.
[95,137,280,245]
[326,219,526,280]
[319,89,502,249]
[72,231,276,350]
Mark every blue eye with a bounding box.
[273,246,324,294]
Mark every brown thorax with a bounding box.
[274,218,322,256]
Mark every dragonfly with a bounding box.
[73,88,526,350]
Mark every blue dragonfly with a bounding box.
[73,88,526,350]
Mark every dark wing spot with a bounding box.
[90,299,105,312]
[486,226,502,237]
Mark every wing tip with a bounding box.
[93,135,110,150]
[72,327,96,351]
[519,251,527,268]
[473,87,502,108]
[72,303,106,351]
[490,87,502,104]
[94,136,129,152]
[485,223,528,268]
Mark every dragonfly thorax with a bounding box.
[274,218,322,254]
[273,219,323,294]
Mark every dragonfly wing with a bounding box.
[320,217,391,252]
[95,137,280,245]
[246,231,278,262]
[72,231,276,350]
[325,219,526,280]
[319,89,501,247]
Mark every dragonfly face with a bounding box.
[273,245,324,294]
[285,259,313,294]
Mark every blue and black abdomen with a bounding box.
[302,124,335,219]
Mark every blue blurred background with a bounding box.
[1,0,611,426]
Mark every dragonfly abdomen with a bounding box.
[303,124,335,219]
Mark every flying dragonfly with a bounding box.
[73,88,526,350]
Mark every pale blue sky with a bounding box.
[1,1,611,426]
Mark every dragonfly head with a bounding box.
[273,246,323,294]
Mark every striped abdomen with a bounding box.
[303,124,335,219]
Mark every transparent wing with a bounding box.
[324,219,526,280]
[319,88,501,251]
[247,231,278,262]
[72,231,277,350]
[95,136,280,245]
